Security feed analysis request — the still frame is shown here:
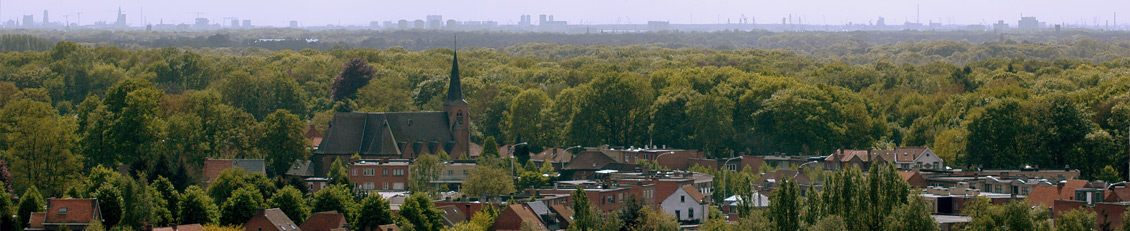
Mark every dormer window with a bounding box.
[58,207,68,215]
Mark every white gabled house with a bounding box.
[660,185,709,224]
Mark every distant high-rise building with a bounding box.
[993,20,1009,32]
[22,15,34,27]
[446,19,457,28]
[195,18,209,28]
[1018,16,1040,30]
[519,15,531,26]
[290,20,298,28]
[243,20,251,28]
[426,15,442,29]
[877,17,886,26]
[43,10,49,26]
[231,19,239,27]
[370,21,380,28]
[539,15,547,25]
[397,20,408,30]
[413,19,425,29]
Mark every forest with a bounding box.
[0,30,1128,229]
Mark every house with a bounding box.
[203,159,266,185]
[437,205,467,227]
[435,161,476,189]
[312,51,474,177]
[549,204,574,229]
[824,149,891,170]
[900,171,928,188]
[1027,179,1090,208]
[892,147,944,170]
[349,160,410,192]
[300,211,347,231]
[491,204,547,231]
[24,198,102,231]
[564,151,640,180]
[660,185,709,224]
[244,208,300,231]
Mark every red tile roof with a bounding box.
[43,198,100,224]
[1027,180,1090,207]
[28,212,45,229]
[681,185,706,204]
[301,211,348,231]
[203,159,235,182]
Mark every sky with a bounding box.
[2,0,1127,27]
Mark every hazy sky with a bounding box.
[3,0,1127,27]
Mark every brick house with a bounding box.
[349,160,410,192]
[24,198,102,231]
[491,204,546,231]
[244,208,299,231]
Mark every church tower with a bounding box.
[444,48,471,156]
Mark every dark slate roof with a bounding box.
[565,151,617,170]
[437,205,467,226]
[317,111,455,155]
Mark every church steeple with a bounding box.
[444,44,467,106]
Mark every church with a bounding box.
[310,50,473,176]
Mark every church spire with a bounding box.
[444,39,467,106]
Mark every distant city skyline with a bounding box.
[2,0,1126,28]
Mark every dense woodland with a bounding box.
[0,31,1128,229]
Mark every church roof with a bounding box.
[316,111,455,156]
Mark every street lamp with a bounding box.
[508,142,528,176]
[559,145,583,163]
[652,151,676,170]
[793,161,819,179]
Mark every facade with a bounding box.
[660,185,708,224]
[313,51,472,177]
[349,160,410,192]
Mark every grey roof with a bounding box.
[286,160,313,177]
[526,201,550,216]
[233,159,265,175]
[317,111,455,156]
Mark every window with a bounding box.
[352,169,357,176]
[364,182,375,190]
[995,185,1002,193]
[675,210,681,219]
[394,169,405,176]
[934,162,939,169]
[463,170,468,175]
[681,196,685,203]
[58,207,68,215]
[689,208,695,218]
[383,182,389,189]
[383,169,389,176]
[394,183,405,190]
[364,169,375,176]
[448,170,454,176]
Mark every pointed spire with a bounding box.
[445,36,467,106]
